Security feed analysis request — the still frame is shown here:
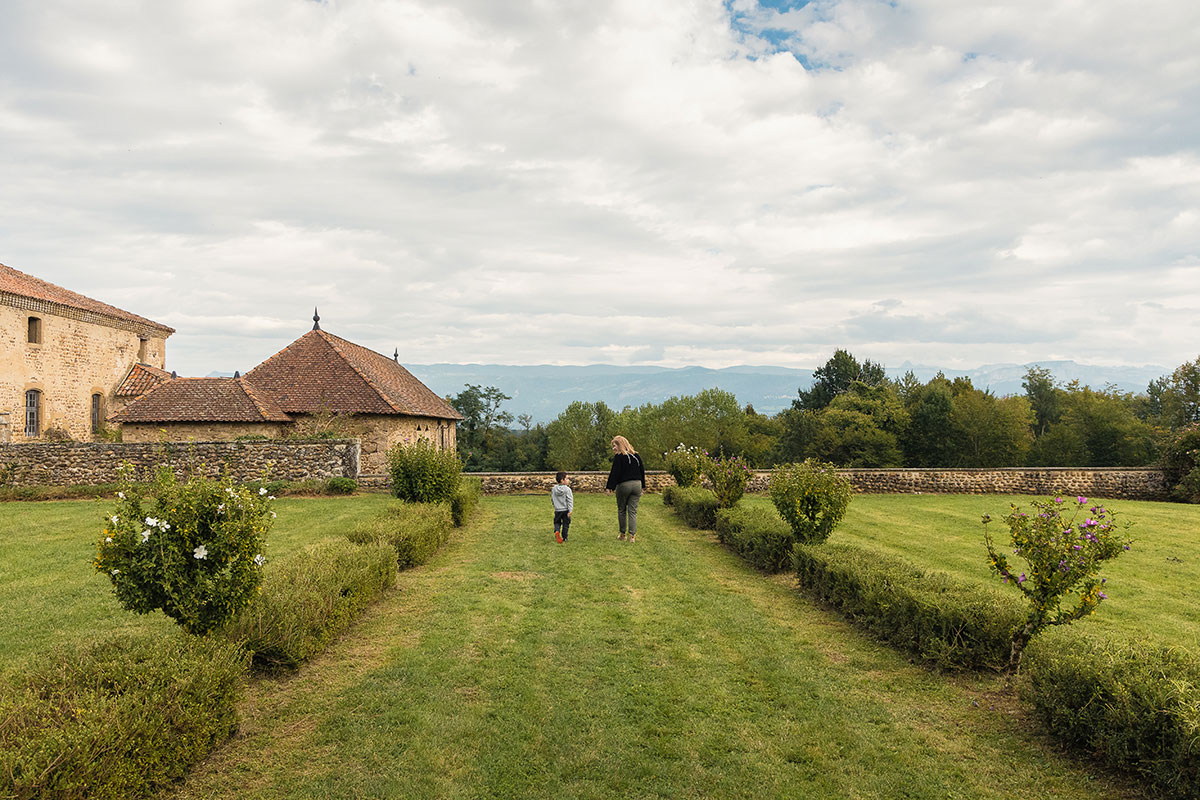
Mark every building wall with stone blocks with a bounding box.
[0,439,358,486]
[0,302,167,442]
[120,414,456,474]
[120,422,287,442]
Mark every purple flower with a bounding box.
[1054,497,1064,504]
[1073,544,1082,550]
[1077,496,1088,504]
[1098,592,1107,600]
[1018,573,1027,584]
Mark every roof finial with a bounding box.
[312,307,321,331]
[170,370,177,379]
[394,348,399,363]
[234,370,241,379]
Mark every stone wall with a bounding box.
[459,467,1170,501]
[0,439,359,486]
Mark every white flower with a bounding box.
[117,491,125,499]
[110,515,119,524]
[193,544,208,560]
[141,529,152,543]
[105,536,112,543]
[259,488,267,495]
[269,511,277,519]
[254,554,265,567]
[110,568,120,575]
[145,517,157,527]
[217,503,225,514]
[226,487,236,496]
[267,495,275,501]
[159,521,170,531]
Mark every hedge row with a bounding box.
[451,476,482,527]
[347,501,455,568]
[714,505,795,573]
[1026,630,1200,799]
[671,486,719,530]
[0,634,248,800]
[792,542,1024,671]
[223,539,397,672]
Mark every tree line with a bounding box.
[447,350,1200,473]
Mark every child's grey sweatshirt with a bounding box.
[551,483,574,512]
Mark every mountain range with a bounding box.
[400,360,1171,424]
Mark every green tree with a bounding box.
[1030,384,1157,466]
[449,385,514,470]
[950,389,1034,467]
[795,350,887,412]
[546,401,616,470]
[1023,366,1065,438]
[902,376,956,467]
[1160,356,1200,429]
[618,389,747,468]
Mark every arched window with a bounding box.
[92,393,103,433]
[27,317,41,344]
[24,390,40,437]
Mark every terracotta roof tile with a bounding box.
[0,262,174,334]
[109,377,292,423]
[115,363,173,397]
[244,330,463,420]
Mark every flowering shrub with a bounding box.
[94,466,275,636]
[387,439,462,503]
[983,495,1132,672]
[663,444,709,488]
[703,453,753,508]
[769,459,852,545]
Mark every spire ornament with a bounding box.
[312,307,321,331]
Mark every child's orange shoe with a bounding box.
[555,530,563,543]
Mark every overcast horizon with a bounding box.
[2,0,1198,378]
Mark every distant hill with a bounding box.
[405,361,1170,424]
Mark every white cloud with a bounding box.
[0,0,1197,378]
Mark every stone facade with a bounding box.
[462,467,1170,501]
[0,301,168,442]
[0,439,359,486]
[120,422,286,442]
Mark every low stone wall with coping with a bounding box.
[0,439,360,486]
[446,467,1169,501]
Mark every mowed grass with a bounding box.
[740,493,1200,650]
[0,493,395,671]
[166,494,1141,800]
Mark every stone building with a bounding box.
[0,262,174,442]
[111,325,462,473]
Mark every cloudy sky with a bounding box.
[1,0,1198,377]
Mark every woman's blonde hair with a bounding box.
[611,435,637,455]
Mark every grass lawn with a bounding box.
[161,493,1141,799]
[0,492,395,671]
[747,493,1200,650]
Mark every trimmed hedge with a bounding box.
[661,484,681,508]
[0,633,247,800]
[223,539,397,672]
[715,505,795,572]
[673,486,719,530]
[450,476,482,527]
[793,542,1023,670]
[1026,630,1200,799]
[347,501,454,568]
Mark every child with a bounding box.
[551,471,573,543]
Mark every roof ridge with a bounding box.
[237,377,288,420]
[316,330,405,414]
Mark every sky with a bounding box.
[1,0,1198,378]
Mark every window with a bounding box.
[92,393,103,433]
[27,317,41,344]
[24,390,40,437]
[138,338,148,362]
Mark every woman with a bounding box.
[605,435,646,542]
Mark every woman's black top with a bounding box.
[606,453,646,490]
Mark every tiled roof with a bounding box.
[244,330,463,420]
[0,262,174,335]
[115,363,173,397]
[109,377,292,423]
